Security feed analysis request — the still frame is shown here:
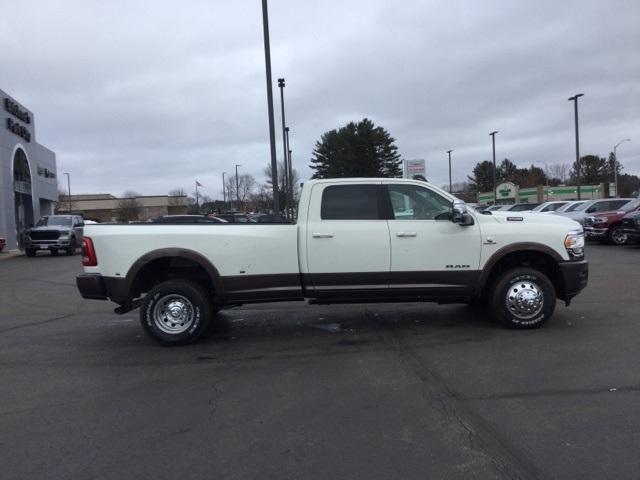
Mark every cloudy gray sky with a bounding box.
[3,0,639,198]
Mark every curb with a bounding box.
[0,250,24,261]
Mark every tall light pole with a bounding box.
[261,0,280,214]
[613,138,631,198]
[222,171,227,211]
[63,172,71,213]
[568,93,584,200]
[489,131,498,204]
[285,127,293,219]
[235,164,241,212]
[277,78,289,219]
[446,150,453,193]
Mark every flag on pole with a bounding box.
[196,180,203,187]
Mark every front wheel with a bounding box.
[489,267,556,329]
[25,248,36,257]
[66,238,76,256]
[140,279,212,345]
[608,226,627,245]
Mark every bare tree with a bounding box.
[262,160,301,211]
[115,191,141,222]
[168,188,187,206]
[225,174,256,211]
[547,163,569,183]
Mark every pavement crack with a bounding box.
[464,384,640,401]
[383,327,544,480]
[0,313,74,333]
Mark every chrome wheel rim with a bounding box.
[505,281,544,320]
[612,228,627,245]
[152,294,195,334]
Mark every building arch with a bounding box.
[11,144,35,248]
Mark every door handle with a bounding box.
[312,233,334,238]
[396,232,417,237]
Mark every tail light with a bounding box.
[81,237,98,266]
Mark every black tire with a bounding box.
[25,248,36,257]
[140,279,212,345]
[608,225,627,245]
[66,238,76,256]
[489,267,556,329]
[51,249,58,256]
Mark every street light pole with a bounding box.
[613,138,631,198]
[235,164,241,212]
[64,172,71,213]
[285,127,293,219]
[278,78,289,220]
[489,132,498,204]
[568,93,584,200]
[261,0,280,214]
[446,150,453,193]
[222,172,227,211]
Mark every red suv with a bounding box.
[584,198,640,245]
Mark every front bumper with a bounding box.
[27,239,73,250]
[76,274,130,304]
[583,226,608,239]
[557,260,589,301]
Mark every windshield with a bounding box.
[36,216,72,227]
[624,199,640,211]
[563,202,585,212]
[573,202,592,212]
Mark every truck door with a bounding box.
[304,182,390,294]
[383,182,481,295]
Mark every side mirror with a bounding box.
[452,205,475,226]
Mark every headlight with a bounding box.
[564,230,585,258]
[594,216,607,223]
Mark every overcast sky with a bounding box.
[3,0,639,198]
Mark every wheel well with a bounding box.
[482,250,562,296]
[131,256,214,298]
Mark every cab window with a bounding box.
[388,184,451,220]
[321,185,380,220]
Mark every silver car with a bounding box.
[557,198,634,225]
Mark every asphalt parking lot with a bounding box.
[1,244,639,480]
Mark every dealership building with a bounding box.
[0,88,58,251]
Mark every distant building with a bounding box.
[0,88,58,250]
[479,181,606,205]
[57,194,188,222]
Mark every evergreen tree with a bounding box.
[310,118,402,178]
[467,161,495,193]
[569,155,609,184]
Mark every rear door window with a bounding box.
[321,185,380,220]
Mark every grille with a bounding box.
[29,230,60,240]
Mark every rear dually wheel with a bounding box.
[140,279,213,345]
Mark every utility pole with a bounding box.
[613,138,631,198]
[568,93,584,199]
[222,172,227,211]
[235,164,241,212]
[489,132,498,204]
[64,172,71,213]
[278,78,289,220]
[446,150,453,193]
[261,0,280,214]
[285,127,293,219]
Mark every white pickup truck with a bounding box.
[77,178,588,345]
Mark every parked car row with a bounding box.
[476,198,640,246]
[583,198,640,245]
